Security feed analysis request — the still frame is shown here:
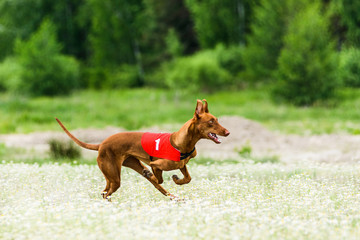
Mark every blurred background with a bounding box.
[0,0,360,135]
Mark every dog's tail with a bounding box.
[55,118,99,151]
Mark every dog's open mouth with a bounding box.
[208,133,222,144]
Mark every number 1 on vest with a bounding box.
[155,138,160,151]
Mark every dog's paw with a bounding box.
[142,169,153,179]
[106,195,112,202]
[101,191,107,199]
[169,193,178,200]
[169,193,185,202]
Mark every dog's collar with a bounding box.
[149,147,196,161]
[180,147,196,160]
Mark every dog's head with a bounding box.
[192,99,230,144]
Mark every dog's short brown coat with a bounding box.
[56,99,230,200]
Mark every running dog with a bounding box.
[56,99,230,200]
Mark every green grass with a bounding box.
[1,87,360,134]
[0,143,95,165]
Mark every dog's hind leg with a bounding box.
[101,178,110,199]
[97,151,121,201]
[122,157,170,197]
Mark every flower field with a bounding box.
[1,161,360,239]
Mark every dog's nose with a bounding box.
[224,130,230,136]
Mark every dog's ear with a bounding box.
[202,99,209,113]
[195,99,203,118]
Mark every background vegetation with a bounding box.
[0,0,360,133]
[0,1,359,93]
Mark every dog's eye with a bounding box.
[209,120,213,124]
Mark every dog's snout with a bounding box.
[224,130,230,137]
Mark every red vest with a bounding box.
[141,132,181,162]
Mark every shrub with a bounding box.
[85,64,140,89]
[14,19,80,96]
[215,44,244,75]
[273,3,339,106]
[48,139,81,159]
[165,50,232,92]
[0,57,22,92]
[338,48,360,87]
[0,143,7,157]
[237,142,252,158]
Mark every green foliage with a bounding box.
[339,48,360,87]
[238,142,252,158]
[242,0,287,80]
[149,44,244,89]
[1,0,360,96]
[144,0,198,53]
[165,50,232,92]
[274,3,339,106]
[14,19,80,96]
[0,143,6,158]
[87,0,144,67]
[339,0,360,47]
[190,157,240,166]
[252,156,280,164]
[236,142,279,164]
[86,0,146,88]
[0,0,43,60]
[45,0,90,59]
[0,57,22,92]
[3,88,360,135]
[0,0,87,60]
[165,28,184,58]
[185,0,245,48]
[48,139,81,159]
[215,44,244,75]
[86,64,140,89]
[111,64,141,88]
[243,0,312,81]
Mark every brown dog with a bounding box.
[56,99,229,200]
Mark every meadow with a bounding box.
[0,161,359,239]
[1,88,360,239]
[1,88,360,135]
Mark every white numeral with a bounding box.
[155,138,160,151]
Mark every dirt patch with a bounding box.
[1,116,360,163]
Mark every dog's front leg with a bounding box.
[172,165,191,185]
[151,166,164,184]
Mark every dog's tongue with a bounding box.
[210,133,221,143]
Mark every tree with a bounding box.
[15,19,79,96]
[86,0,146,88]
[185,0,245,49]
[0,0,43,60]
[242,0,311,81]
[0,0,88,60]
[143,0,198,57]
[42,0,89,59]
[274,2,339,105]
[339,0,360,47]
[338,48,360,87]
